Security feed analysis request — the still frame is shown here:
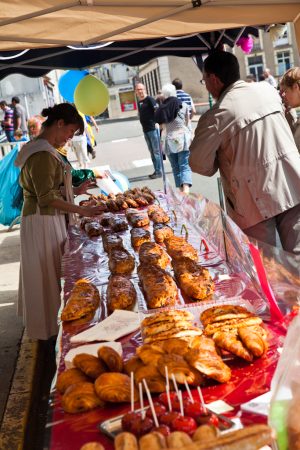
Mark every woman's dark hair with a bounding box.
[204,51,240,87]
[41,103,84,134]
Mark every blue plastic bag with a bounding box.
[0,146,23,226]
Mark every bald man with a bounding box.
[135,83,162,179]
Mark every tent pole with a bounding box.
[0,1,79,27]
[294,15,300,64]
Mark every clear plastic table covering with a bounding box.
[45,187,299,450]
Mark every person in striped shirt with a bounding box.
[0,100,14,142]
[172,78,196,119]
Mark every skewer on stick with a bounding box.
[142,379,159,427]
[184,380,194,403]
[165,366,172,412]
[178,390,184,416]
[197,386,207,413]
[139,382,145,419]
[130,372,134,412]
[171,373,179,397]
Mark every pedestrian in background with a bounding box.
[0,100,14,141]
[135,83,162,179]
[190,51,300,255]
[155,83,192,194]
[263,68,277,87]
[11,96,28,138]
[172,78,196,119]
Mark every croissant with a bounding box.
[61,382,104,414]
[134,364,167,393]
[97,346,123,372]
[213,331,253,362]
[72,353,107,379]
[162,338,190,356]
[238,326,268,357]
[185,336,232,383]
[56,368,90,394]
[136,344,165,366]
[95,373,138,403]
[123,355,145,376]
[158,354,203,385]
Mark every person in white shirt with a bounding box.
[263,68,277,88]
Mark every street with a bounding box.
[72,117,220,204]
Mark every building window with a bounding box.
[276,50,292,76]
[247,54,264,81]
[273,26,289,47]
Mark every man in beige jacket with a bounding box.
[190,51,300,256]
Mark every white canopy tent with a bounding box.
[0,0,299,52]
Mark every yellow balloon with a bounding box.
[74,75,109,116]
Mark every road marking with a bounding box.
[0,302,14,307]
[132,158,152,168]
[111,138,128,143]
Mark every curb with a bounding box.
[0,333,39,450]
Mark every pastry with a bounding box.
[114,432,138,450]
[143,326,202,344]
[85,221,104,237]
[204,316,262,336]
[213,331,253,362]
[102,232,123,253]
[162,338,190,356]
[158,354,203,385]
[138,265,178,309]
[56,368,90,394]
[136,344,165,366]
[147,205,170,224]
[95,373,138,403]
[72,353,107,379]
[139,242,170,269]
[141,310,194,328]
[61,280,100,322]
[134,364,166,393]
[185,336,231,383]
[99,212,113,227]
[139,432,167,450]
[109,215,129,232]
[127,211,150,228]
[238,326,268,357]
[107,275,137,312]
[130,228,151,249]
[153,223,174,244]
[165,236,198,261]
[97,346,123,372]
[200,305,255,327]
[123,355,145,376]
[167,431,193,447]
[172,257,215,300]
[108,248,135,275]
[61,382,104,414]
[142,319,196,338]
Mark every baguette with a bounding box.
[167,424,273,450]
[114,432,138,450]
[139,431,167,450]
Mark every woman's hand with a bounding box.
[79,205,106,217]
[74,179,98,195]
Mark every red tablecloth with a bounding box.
[46,192,289,450]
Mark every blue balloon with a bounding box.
[58,70,89,103]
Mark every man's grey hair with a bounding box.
[161,83,176,99]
